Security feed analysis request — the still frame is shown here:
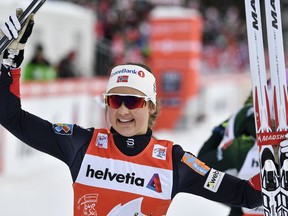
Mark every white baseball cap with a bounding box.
[106,64,157,105]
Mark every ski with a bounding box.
[244,0,288,215]
[264,0,288,215]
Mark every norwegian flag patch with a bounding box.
[117,75,129,83]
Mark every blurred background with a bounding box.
[0,0,288,215]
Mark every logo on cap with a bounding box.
[138,70,145,78]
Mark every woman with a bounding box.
[0,10,264,216]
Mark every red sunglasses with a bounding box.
[104,94,151,109]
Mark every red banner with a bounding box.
[149,7,203,129]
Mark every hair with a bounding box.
[125,62,161,128]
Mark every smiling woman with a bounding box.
[104,64,158,138]
[0,10,265,216]
[105,63,160,130]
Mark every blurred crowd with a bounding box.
[38,0,288,77]
[86,0,251,75]
[22,43,78,81]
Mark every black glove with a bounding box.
[0,9,34,68]
[212,119,228,137]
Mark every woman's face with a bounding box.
[107,87,156,137]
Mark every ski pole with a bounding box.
[0,0,46,54]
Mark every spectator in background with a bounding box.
[56,51,78,78]
[197,93,262,216]
[22,44,57,81]
[197,72,288,215]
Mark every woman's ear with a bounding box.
[148,103,156,115]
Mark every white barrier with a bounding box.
[200,72,252,123]
[177,72,252,129]
[0,78,107,176]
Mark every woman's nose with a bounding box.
[117,102,130,114]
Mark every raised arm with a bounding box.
[0,10,93,170]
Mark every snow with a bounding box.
[0,120,231,216]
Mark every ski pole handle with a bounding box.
[0,0,46,54]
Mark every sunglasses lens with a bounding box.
[124,96,146,109]
[107,95,146,109]
[107,95,122,108]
